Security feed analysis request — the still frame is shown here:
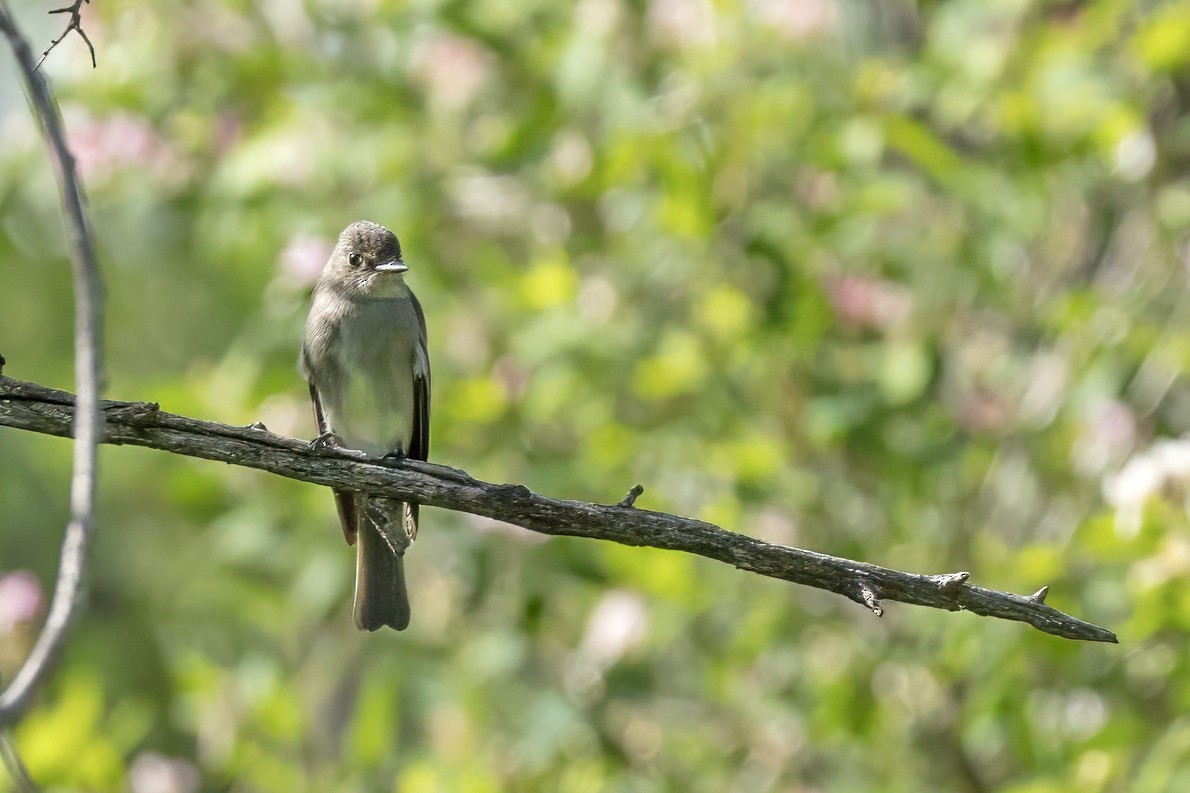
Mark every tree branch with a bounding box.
[38,0,95,69]
[0,376,1118,644]
[0,2,105,725]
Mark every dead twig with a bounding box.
[37,0,95,69]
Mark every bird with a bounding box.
[300,220,430,631]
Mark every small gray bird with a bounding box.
[300,221,430,631]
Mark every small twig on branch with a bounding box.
[0,2,105,726]
[617,484,644,508]
[0,376,1119,644]
[936,571,970,599]
[36,0,95,69]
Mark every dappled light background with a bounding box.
[2,0,1189,790]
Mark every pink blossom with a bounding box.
[277,233,333,288]
[409,35,493,110]
[66,109,187,186]
[0,571,44,632]
[824,275,913,332]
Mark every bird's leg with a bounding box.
[307,381,341,449]
[381,442,406,463]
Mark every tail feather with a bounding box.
[352,497,411,631]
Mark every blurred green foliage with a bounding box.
[2,0,1189,790]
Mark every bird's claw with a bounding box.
[308,430,342,451]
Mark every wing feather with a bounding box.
[407,292,431,539]
[309,380,359,545]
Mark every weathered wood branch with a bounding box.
[0,375,1119,644]
[0,0,104,729]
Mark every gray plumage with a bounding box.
[300,220,430,631]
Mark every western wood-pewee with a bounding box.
[300,220,430,631]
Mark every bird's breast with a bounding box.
[328,298,418,455]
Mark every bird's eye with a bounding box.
[347,252,361,267]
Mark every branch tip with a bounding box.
[617,484,645,508]
[35,0,95,70]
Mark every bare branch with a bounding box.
[0,376,1119,644]
[0,3,105,725]
[37,0,95,69]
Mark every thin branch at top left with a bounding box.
[0,0,106,726]
[37,0,95,69]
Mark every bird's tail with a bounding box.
[353,497,412,631]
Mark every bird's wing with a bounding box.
[409,292,431,463]
[309,380,359,546]
[407,292,431,540]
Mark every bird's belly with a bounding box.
[328,305,416,455]
[335,369,413,455]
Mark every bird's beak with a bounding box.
[374,260,408,273]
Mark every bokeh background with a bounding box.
[2,0,1189,790]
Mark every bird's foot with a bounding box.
[308,430,342,451]
[381,446,407,463]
